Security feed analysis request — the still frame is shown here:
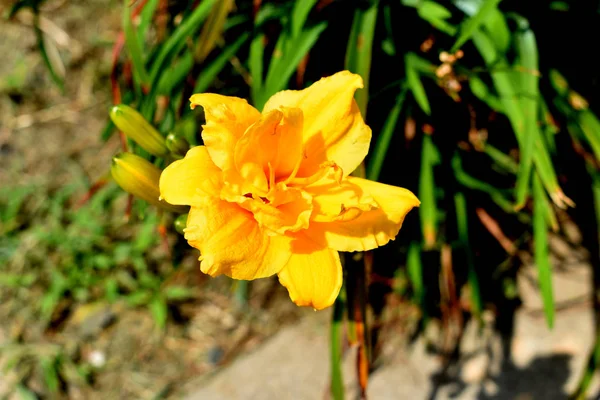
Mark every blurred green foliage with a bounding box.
[5,0,600,398]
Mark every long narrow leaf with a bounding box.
[249,33,265,105]
[513,15,539,210]
[194,32,250,93]
[532,174,555,329]
[367,87,407,181]
[148,0,218,86]
[330,294,345,400]
[123,0,150,88]
[405,53,431,115]
[407,242,425,311]
[345,0,379,115]
[420,134,439,248]
[259,22,327,109]
[452,0,503,52]
[455,191,482,317]
[196,0,234,62]
[291,0,319,38]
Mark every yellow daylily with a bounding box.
[159,71,420,310]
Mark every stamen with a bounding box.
[281,148,304,184]
[287,162,342,187]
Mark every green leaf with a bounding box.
[513,15,539,210]
[125,290,152,306]
[417,1,457,35]
[33,11,64,90]
[452,0,503,52]
[249,33,265,105]
[194,32,250,93]
[345,0,379,116]
[137,0,160,43]
[156,51,194,95]
[330,295,345,400]
[533,174,555,329]
[258,22,327,109]
[148,0,218,86]
[454,191,482,317]
[40,357,60,393]
[578,110,600,162]
[482,8,510,52]
[406,242,424,309]
[163,286,195,301]
[150,296,168,329]
[420,134,439,247]
[367,86,407,181]
[123,0,150,88]
[16,384,39,400]
[291,0,319,38]
[405,53,431,115]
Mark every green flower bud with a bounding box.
[111,153,186,213]
[549,70,568,97]
[165,133,190,158]
[174,213,188,235]
[110,105,169,157]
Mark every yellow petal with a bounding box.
[263,71,371,178]
[190,94,260,169]
[277,236,342,310]
[234,108,304,187]
[308,174,378,222]
[185,201,292,279]
[159,146,222,206]
[304,177,420,252]
[247,186,313,234]
[234,110,283,193]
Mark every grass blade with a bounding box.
[367,86,408,181]
[345,0,379,115]
[406,53,431,116]
[452,0,503,52]
[455,191,482,317]
[33,11,64,90]
[330,294,345,400]
[123,0,150,89]
[148,0,218,86]
[195,0,234,63]
[291,0,319,38]
[259,22,327,109]
[420,134,439,248]
[407,241,425,313]
[137,0,160,43]
[249,33,265,105]
[570,173,600,400]
[533,174,555,329]
[194,32,250,93]
[578,110,600,162]
[473,29,569,209]
[513,15,539,210]
[417,1,457,35]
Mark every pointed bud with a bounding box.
[165,133,190,158]
[111,153,186,213]
[549,70,568,96]
[174,213,188,234]
[110,105,169,157]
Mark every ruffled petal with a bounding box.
[247,186,313,234]
[190,94,260,169]
[185,201,292,279]
[277,235,342,310]
[262,71,371,178]
[234,110,283,193]
[159,146,222,206]
[304,177,420,252]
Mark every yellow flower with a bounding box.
[159,71,420,310]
